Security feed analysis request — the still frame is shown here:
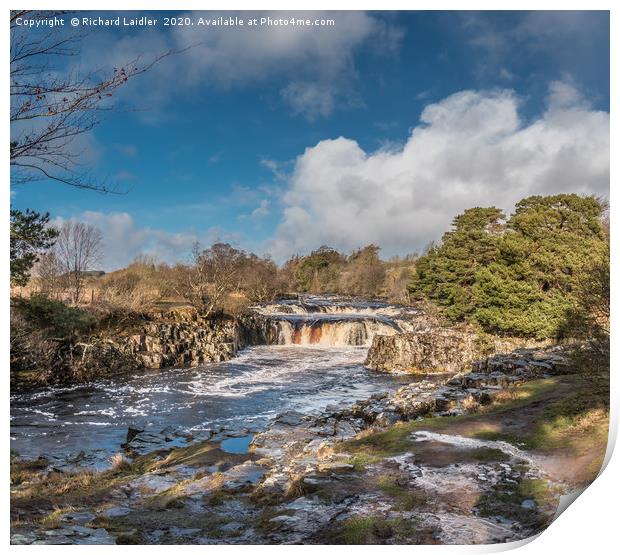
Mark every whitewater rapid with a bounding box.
[10,297,419,468]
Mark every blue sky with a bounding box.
[11,11,610,270]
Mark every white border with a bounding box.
[3,1,616,553]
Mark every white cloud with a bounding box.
[281,82,336,121]
[81,11,402,120]
[459,11,608,81]
[268,82,609,259]
[51,212,239,271]
[251,199,270,219]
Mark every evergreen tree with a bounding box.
[409,207,505,320]
[10,209,58,287]
[409,194,607,338]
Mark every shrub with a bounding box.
[13,293,96,337]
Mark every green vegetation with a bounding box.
[327,515,421,544]
[376,475,427,511]
[348,452,385,471]
[10,457,50,486]
[10,294,102,384]
[205,490,235,507]
[340,375,608,477]
[475,479,549,526]
[10,208,58,287]
[11,464,134,517]
[410,194,608,339]
[470,447,511,462]
[255,508,296,534]
[13,294,97,338]
[473,373,609,455]
[519,478,551,505]
[40,506,75,529]
[282,244,402,298]
[285,245,345,292]
[333,516,386,544]
[339,420,422,459]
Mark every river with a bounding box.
[10,296,419,469]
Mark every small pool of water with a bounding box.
[220,434,254,454]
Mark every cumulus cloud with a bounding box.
[268,82,609,259]
[51,212,239,271]
[81,11,402,120]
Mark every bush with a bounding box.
[14,293,96,337]
[97,256,172,310]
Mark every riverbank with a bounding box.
[10,296,274,390]
[10,343,609,545]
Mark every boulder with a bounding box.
[366,329,490,374]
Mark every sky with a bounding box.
[10,10,610,271]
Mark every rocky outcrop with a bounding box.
[451,346,573,389]
[116,317,243,369]
[365,327,542,374]
[17,311,278,387]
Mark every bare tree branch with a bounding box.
[10,10,183,192]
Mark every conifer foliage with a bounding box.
[409,194,608,339]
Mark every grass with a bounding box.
[338,420,434,460]
[40,506,75,529]
[142,479,194,509]
[10,457,50,486]
[110,453,132,471]
[10,369,608,543]
[10,454,152,528]
[255,508,296,534]
[333,517,387,544]
[347,453,384,471]
[475,477,557,530]
[473,375,609,454]
[338,380,560,461]
[376,475,427,511]
[340,375,608,462]
[115,532,143,544]
[518,478,551,505]
[205,489,235,507]
[328,516,422,544]
[478,378,561,415]
[471,429,538,450]
[470,447,511,462]
[11,467,131,510]
[133,440,248,475]
[95,505,235,542]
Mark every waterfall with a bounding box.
[249,296,418,347]
[252,299,404,318]
[262,317,399,347]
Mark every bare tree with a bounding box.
[180,243,246,315]
[55,221,102,304]
[239,254,279,302]
[35,250,64,299]
[10,10,180,191]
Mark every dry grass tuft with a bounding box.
[40,506,75,529]
[461,396,480,414]
[110,453,132,471]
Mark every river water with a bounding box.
[10,297,418,468]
